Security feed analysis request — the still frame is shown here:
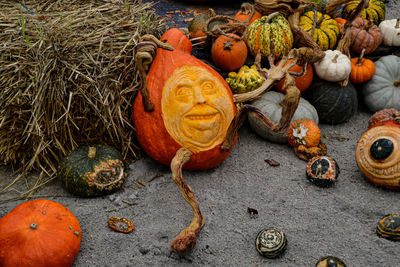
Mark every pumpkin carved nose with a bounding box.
[194,88,206,104]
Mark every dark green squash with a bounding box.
[376,214,400,241]
[303,79,358,124]
[58,145,126,197]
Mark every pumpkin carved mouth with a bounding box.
[186,113,217,120]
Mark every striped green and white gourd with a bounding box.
[245,12,293,59]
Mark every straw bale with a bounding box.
[0,0,168,192]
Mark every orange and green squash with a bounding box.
[0,199,82,267]
[225,64,266,94]
[133,28,236,170]
[245,13,293,59]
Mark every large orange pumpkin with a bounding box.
[133,28,237,170]
[0,199,82,267]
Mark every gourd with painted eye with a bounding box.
[306,156,340,187]
[0,199,82,267]
[363,55,400,112]
[314,50,351,82]
[355,125,400,189]
[379,19,400,46]
[248,91,319,143]
[58,145,126,197]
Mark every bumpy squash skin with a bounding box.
[0,199,82,267]
[299,11,339,51]
[58,145,125,197]
[304,79,358,124]
[133,29,236,170]
[245,15,293,58]
[226,65,265,94]
[343,0,385,26]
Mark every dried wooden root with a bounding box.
[221,74,300,151]
[170,148,204,252]
[288,11,320,50]
[135,35,174,111]
[254,0,316,17]
[294,142,328,162]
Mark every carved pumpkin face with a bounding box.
[355,125,400,189]
[162,65,234,152]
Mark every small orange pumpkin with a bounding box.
[275,59,313,93]
[234,3,262,26]
[287,118,321,148]
[334,17,347,28]
[350,48,375,84]
[0,199,82,267]
[211,33,248,71]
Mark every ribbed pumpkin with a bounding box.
[304,78,358,124]
[350,49,376,84]
[248,91,319,143]
[0,199,82,267]
[133,28,236,170]
[211,33,248,71]
[226,65,266,94]
[363,55,400,112]
[275,59,314,93]
[343,0,385,26]
[356,125,400,189]
[350,17,383,54]
[58,145,126,197]
[245,13,293,59]
[299,10,340,51]
[379,19,400,46]
[314,50,351,82]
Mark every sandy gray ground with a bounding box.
[1,1,400,266]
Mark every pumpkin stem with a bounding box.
[332,54,339,63]
[223,40,233,50]
[170,148,204,252]
[394,80,400,87]
[88,147,96,159]
[396,19,400,28]
[265,12,281,23]
[30,223,37,230]
[357,48,366,66]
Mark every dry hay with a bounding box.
[0,0,168,198]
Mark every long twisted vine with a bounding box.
[135,35,174,111]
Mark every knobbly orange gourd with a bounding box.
[133,28,236,170]
[287,118,321,148]
[0,199,82,267]
[211,33,248,71]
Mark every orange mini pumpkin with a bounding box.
[0,199,82,267]
[275,59,313,93]
[211,33,248,71]
[350,48,376,84]
[234,2,262,26]
[287,118,321,148]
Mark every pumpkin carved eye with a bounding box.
[370,138,393,161]
[201,81,216,95]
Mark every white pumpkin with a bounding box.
[363,55,400,112]
[314,50,351,82]
[248,91,319,143]
[379,19,400,46]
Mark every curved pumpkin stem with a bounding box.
[222,74,300,151]
[135,35,174,112]
[170,148,204,252]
